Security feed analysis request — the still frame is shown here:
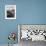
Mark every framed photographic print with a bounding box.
[5,5,16,19]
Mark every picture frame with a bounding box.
[5,5,16,19]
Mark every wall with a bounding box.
[17,0,46,24]
[0,0,17,44]
[0,0,46,44]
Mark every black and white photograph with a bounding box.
[5,5,16,19]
